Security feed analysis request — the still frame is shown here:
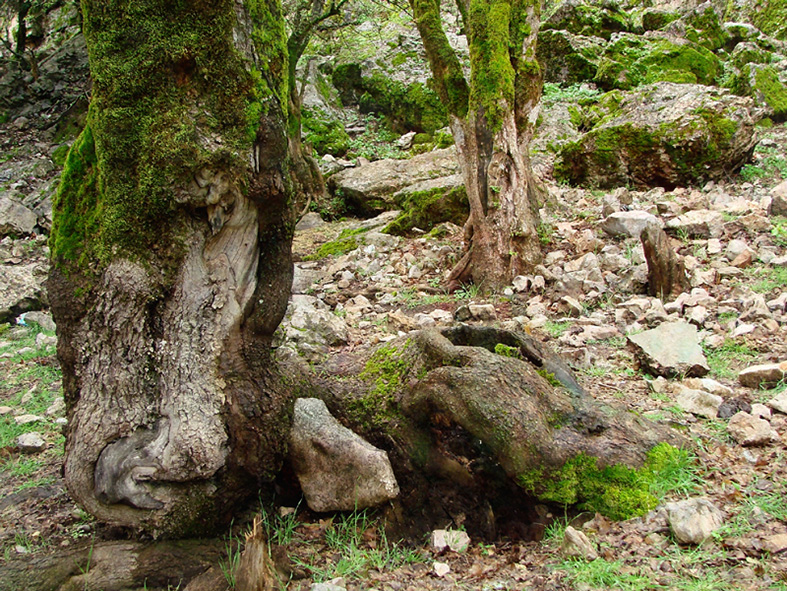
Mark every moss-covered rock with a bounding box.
[751,0,787,40]
[729,64,787,121]
[594,34,721,90]
[542,0,632,41]
[384,176,469,235]
[331,63,448,134]
[641,9,680,32]
[680,3,729,51]
[555,83,759,189]
[730,42,775,69]
[536,29,604,85]
[301,107,351,156]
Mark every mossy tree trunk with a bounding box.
[49,0,295,536]
[285,0,350,217]
[410,0,544,291]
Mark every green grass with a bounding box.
[703,339,759,380]
[746,266,787,294]
[294,510,423,583]
[772,216,787,247]
[542,82,601,105]
[558,558,654,590]
[543,320,572,339]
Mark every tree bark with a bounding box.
[49,0,295,536]
[410,0,545,291]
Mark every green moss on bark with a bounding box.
[51,0,286,274]
[518,443,690,521]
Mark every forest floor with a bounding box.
[1,120,787,590]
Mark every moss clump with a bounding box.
[518,443,691,521]
[752,0,787,40]
[494,343,521,358]
[754,66,787,121]
[348,341,410,430]
[683,5,729,51]
[594,35,720,90]
[641,10,680,31]
[302,107,351,155]
[303,227,368,260]
[51,144,71,168]
[384,184,468,236]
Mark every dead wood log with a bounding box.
[641,223,690,300]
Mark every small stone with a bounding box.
[560,295,584,317]
[561,526,598,560]
[17,432,46,453]
[14,414,43,425]
[430,529,471,553]
[433,561,451,577]
[727,412,779,446]
[750,403,772,421]
[468,304,496,321]
[666,498,724,544]
[0,406,13,415]
[310,580,347,591]
[601,211,660,238]
[762,533,787,554]
[768,391,787,415]
[676,387,723,419]
[739,362,787,389]
[46,397,65,417]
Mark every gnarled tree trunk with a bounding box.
[49,0,295,536]
[411,0,545,291]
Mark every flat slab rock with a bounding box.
[739,362,787,389]
[628,321,710,378]
[727,411,779,446]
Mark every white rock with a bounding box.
[433,561,451,577]
[601,211,660,238]
[468,304,496,321]
[738,362,787,389]
[666,498,724,544]
[767,391,787,415]
[750,403,772,421]
[14,414,43,425]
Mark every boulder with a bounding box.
[772,180,787,216]
[666,498,723,544]
[541,0,631,40]
[676,387,723,419]
[628,321,710,378]
[17,432,46,454]
[0,197,38,237]
[768,391,787,415]
[328,148,460,215]
[289,398,399,512]
[555,83,758,189]
[384,175,468,235]
[665,210,725,239]
[537,30,604,84]
[0,264,48,322]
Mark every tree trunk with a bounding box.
[49,0,295,536]
[641,223,690,300]
[411,0,545,291]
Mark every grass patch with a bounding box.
[558,558,653,590]
[703,339,759,380]
[543,320,572,339]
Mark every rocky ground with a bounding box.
[1,114,787,590]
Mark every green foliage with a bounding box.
[494,343,522,359]
[302,107,351,155]
[542,82,601,105]
[558,558,653,591]
[518,444,698,521]
[772,216,787,247]
[740,146,787,182]
[543,320,571,338]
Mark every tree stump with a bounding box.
[641,223,690,300]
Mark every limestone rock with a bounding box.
[537,29,604,85]
[328,148,460,215]
[772,180,787,216]
[628,322,710,378]
[0,197,38,237]
[665,210,724,239]
[289,398,399,512]
[561,526,598,561]
[555,84,757,189]
[277,295,348,361]
[0,264,48,323]
[601,210,661,239]
[727,411,779,446]
[14,414,43,425]
[430,529,471,553]
[768,391,787,415]
[763,534,787,554]
[676,387,723,419]
[666,498,724,544]
[17,431,46,453]
[295,212,325,231]
[738,362,787,389]
[23,311,56,332]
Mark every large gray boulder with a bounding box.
[328,148,460,215]
[275,295,348,361]
[537,30,604,84]
[0,264,48,322]
[555,83,759,189]
[289,398,400,512]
